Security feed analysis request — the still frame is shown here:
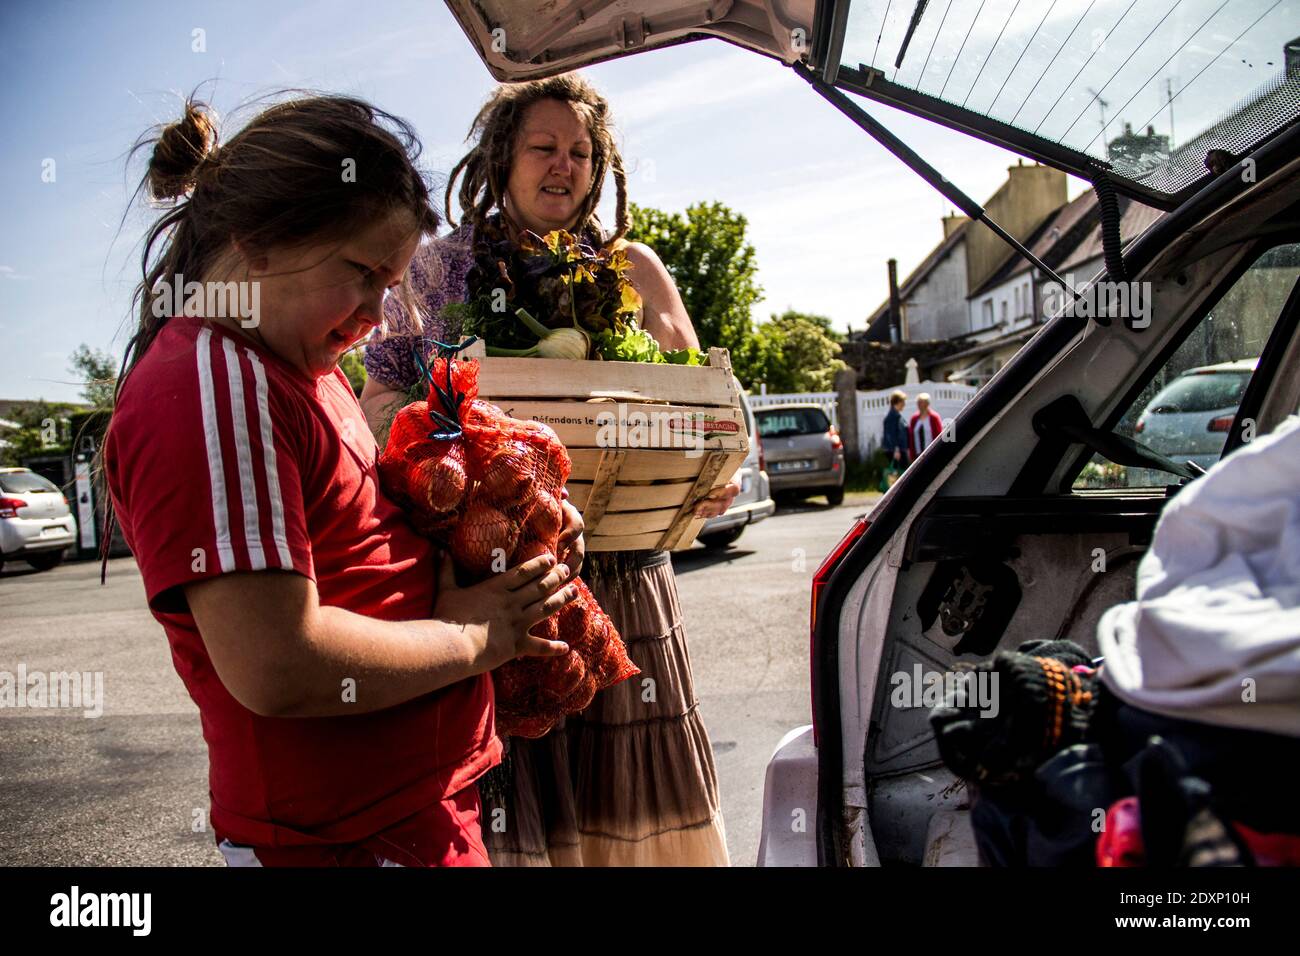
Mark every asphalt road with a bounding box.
[0,495,873,867]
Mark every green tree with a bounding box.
[69,344,118,408]
[626,201,767,384]
[753,310,849,393]
[0,400,76,467]
[339,350,367,397]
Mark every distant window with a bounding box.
[1148,371,1251,414]
[0,472,60,494]
[756,407,831,438]
[981,300,994,328]
[1001,300,1008,323]
[1014,286,1021,316]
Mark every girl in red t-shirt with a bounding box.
[103,96,584,867]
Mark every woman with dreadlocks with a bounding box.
[360,73,737,867]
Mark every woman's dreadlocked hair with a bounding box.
[445,73,628,247]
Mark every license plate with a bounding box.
[41,525,65,536]
[773,459,815,472]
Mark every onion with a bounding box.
[524,490,563,548]
[513,538,555,566]
[409,444,467,516]
[539,652,586,705]
[451,502,520,577]
[561,670,598,714]
[479,440,534,506]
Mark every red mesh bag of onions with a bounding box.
[378,342,638,738]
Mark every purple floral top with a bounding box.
[364,223,476,391]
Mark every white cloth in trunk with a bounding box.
[1098,415,1300,737]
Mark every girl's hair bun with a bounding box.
[147,102,217,200]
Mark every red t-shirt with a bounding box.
[104,316,500,852]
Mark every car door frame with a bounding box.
[810,119,1300,865]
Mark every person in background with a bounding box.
[881,390,909,468]
[360,73,733,867]
[908,392,944,462]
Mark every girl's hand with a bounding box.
[433,552,576,671]
[556,498,585,574]
[694,476,741,519]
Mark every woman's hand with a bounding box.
[694,475,742,519]
[556,493,586,573]
[433,551,576,671]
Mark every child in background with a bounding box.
[103,96,583,867]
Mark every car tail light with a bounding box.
[810,518,870,746]
[828,426,843,450]
[0,496,25,518]
[756,433,766,474]
[1208,415,1234,432]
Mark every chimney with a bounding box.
[941,209,968,238]
[887,258,902,344]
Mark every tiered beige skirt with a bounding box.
[481,551,729,867]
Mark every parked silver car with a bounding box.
[699,380,775,549]
[0,468,76,572]
[1134,359,1257,472]
[755,404,846,506]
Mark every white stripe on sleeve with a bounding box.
[222,337,266,570]
[196,328,236,573]
[245,349,294,569]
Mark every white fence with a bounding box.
[746,383,976,460]
[856,382,976,460]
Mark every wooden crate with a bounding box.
[463,341,749,551]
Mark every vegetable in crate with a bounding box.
[442,225,703,365]
[377,343,638,738]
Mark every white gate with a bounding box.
[856,382,975,460]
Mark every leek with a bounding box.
[486,308,590,360]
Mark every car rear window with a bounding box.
[0,472,61,494]
[756,407,830,438]
[1148,371,1251,415]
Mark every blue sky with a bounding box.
[0,0,1086,403]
